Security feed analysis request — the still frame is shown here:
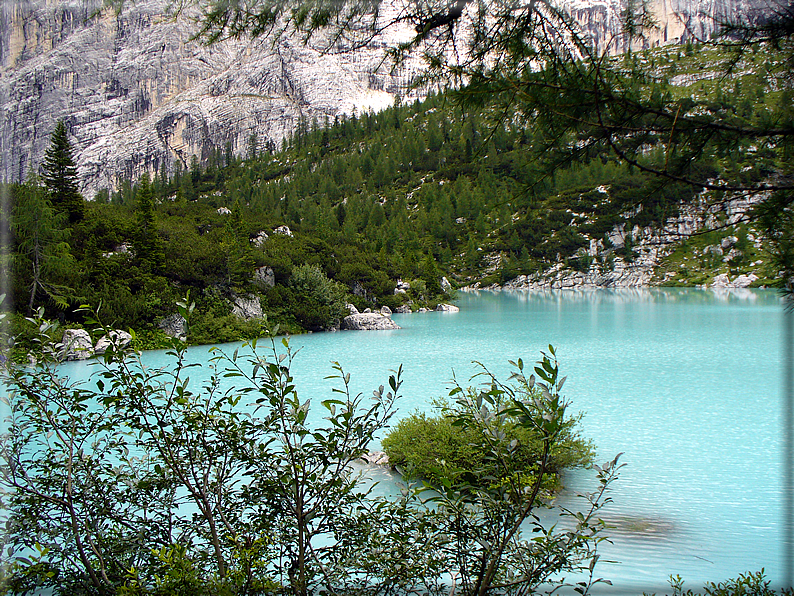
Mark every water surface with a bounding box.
[59,288,788,593]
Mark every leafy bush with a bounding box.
[383,391,594,487]
[643,570,794,596]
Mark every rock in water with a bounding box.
[436,303,459,312]
[341,313,400,330]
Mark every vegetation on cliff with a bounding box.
[1,29,790,351]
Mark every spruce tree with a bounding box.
[12,177,75,313]
[133,174,164,272]
[41,121,84,224]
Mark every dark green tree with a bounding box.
[221,199,255,289]
[195,0,793,295]
[41,121,84,224]
[133,174,164,272]
[11,177,76,314]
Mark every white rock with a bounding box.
[341,313,400,330]
[732,274,758,288]
[721,236,738,249]
[232,295,263,320]
[61,329,94,361]
[159,313,187,341]
[711,273,731,287]
[94,330,133,355]
[252,231,269,247]
[436,303,459,312]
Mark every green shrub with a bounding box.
[383,394,594,487]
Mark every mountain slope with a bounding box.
[1,0,768,198]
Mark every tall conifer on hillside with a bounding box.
[12,177,75,314]
[41,121,84,224]
[133,174,164,272]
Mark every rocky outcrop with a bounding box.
[2,0,766,198]
[231,294,264,320]
[61,329,93,360]
[341,312,400,330]
[253,266,275,289]
[435,303,459,312]
[1,0,424,198]
[467,187,767,291]
[159,313,187,340]
[94,329,133,355]
[710,273,758,288]
[568,0,768,55]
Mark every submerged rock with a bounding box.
[360,451,389,465]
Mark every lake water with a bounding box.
[59,288,789,594]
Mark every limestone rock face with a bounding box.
[341,312,400,330]
[1,0,420,198]
[2,0,766,198]
[61,329,94,360]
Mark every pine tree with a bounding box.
[133,174,164,272]
[12,177,75,314]
[41,121,84,224]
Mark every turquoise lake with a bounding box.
[59,287,789,594]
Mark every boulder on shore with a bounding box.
[61,329,94,360]
[159,313,187,341]
[94,330,133,355]
[341,313,401,331]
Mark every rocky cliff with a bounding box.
[0,0,767,197]
[1,0,422,197]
